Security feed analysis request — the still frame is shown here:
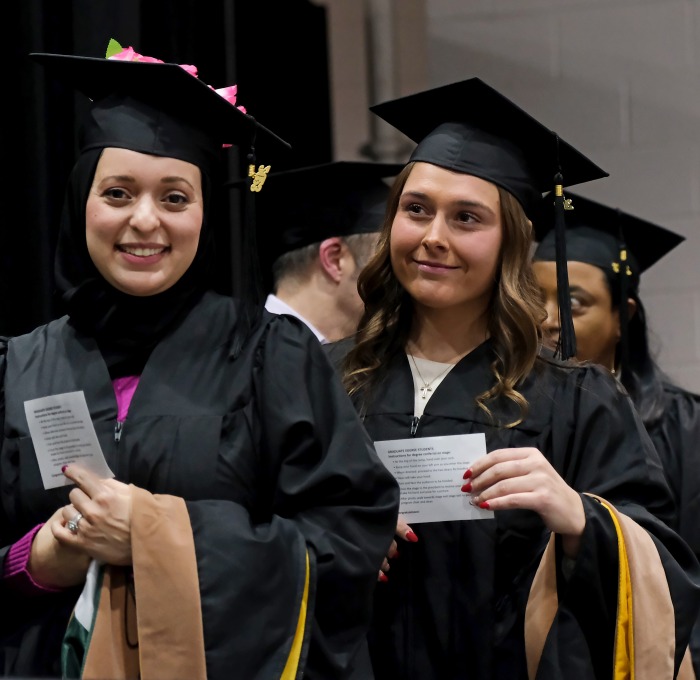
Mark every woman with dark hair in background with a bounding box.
[533,193,700,675]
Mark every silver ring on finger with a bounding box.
[67,512,83,534]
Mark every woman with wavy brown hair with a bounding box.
[345,166,542,425]
[328,77,700,680]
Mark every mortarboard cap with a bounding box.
[226,160,402,291]
[370,77,610,360]
[241,160,402,255]
[29,52,290,172]
[369,77,608,220]
[533,192,685,286]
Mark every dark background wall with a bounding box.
[5,0,332,337]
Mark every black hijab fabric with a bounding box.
[54,148,216,378]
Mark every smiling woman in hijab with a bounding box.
[0,43,399,680]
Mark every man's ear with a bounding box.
[318,237,345,283]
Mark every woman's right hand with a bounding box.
[28,508,91,589]
[378,513,418,582]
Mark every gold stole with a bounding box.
[524,493,695,680]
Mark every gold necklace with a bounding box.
[408,353,454,400]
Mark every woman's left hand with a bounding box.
[54,465,134,566]
[465,447,585,557]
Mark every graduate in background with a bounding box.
[329,77,700,679]
[233,161,401,343]
[533,193,700,676]
[0,44,399,679]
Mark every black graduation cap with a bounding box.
[369,77,610,359]
[29,52,290,171]
[533,192,685,285]
[369,77,608,219]
[227,160,402,291]
[246,160,402,251]
[533,192,684,378]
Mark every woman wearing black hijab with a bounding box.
[0,46,399,679]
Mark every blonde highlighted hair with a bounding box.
[341,163,546,426]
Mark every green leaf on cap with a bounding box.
[105,38,124,59]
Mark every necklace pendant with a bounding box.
[420,385,431,399]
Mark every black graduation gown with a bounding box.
[647,383,700,555]
[0,291,400,679]
[331,340,700,680]
[647,383,700,677]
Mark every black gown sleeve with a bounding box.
[185,316,400,679]
[648,384,700,552]
[648,385,700,677]
[0,337,84,678]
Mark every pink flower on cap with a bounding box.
[105,38,248,147]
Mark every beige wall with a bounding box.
[320,0,428,161]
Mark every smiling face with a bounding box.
[389,162,503,318]
[533,259,620,369]
[85,147,204,297]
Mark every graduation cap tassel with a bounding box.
[244,131,264,307]
[616,208,630,380]
[552,170,577,360]
[231,130,264,359]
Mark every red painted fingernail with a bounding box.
[61,465,68,473]
[393,549,400,559]
[461,482,472,493]
[405,530,419,543]
[463,469,472,479]
[378,571,389,583]
[479,501,490,510]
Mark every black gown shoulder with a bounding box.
[357,341,700,679]
[0,292,400,679]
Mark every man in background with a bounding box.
[256,161,401,343]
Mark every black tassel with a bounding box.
[230,128,264,359]
[553,172,577,360]
[243,131,263,307]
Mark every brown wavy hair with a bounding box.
[341,162,546,426]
